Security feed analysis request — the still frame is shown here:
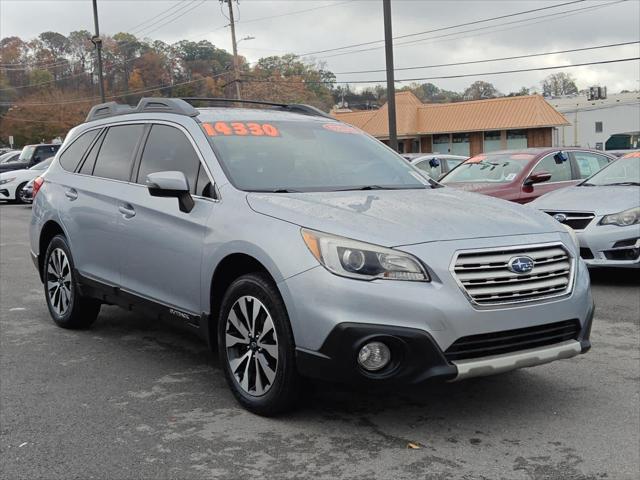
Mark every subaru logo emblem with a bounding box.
[508,256,535,274]
[553,213,567,223]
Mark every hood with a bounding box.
[531,185,639,216]
[246,187,561,247]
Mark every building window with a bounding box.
[432,134,450,153]
[483,131,501,152]
[507,129,527,149]
[412,139,420,153]
[451,133,470,156]
[595,121,603,133]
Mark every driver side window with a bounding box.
[531,153,572,182]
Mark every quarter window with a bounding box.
[79,131,105,175]
[531,153,572,182]
[136,125,200,193]
[573,151,611,179]
[59,129,100,172]
[93,125,144,181]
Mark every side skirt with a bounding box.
[75,270,210,339]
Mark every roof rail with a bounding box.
[180,97,334,119]
[85,97,199,123]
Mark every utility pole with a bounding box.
[224,0,242,100]
[382,0,397,151]
[91,0,105,103]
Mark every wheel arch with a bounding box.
[208,253,278,349]
[37,220,67,282]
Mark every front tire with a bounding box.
[218,273,299,415]
[43,235,101,329]
[14,182,27,204]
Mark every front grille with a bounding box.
[543,210,595,230]
[445,319,580,361]
[452,243,574,306]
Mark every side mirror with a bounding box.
[146,171,194,213]
[524,170,552,186]
[554,151,569,164]
[428,157,440,168]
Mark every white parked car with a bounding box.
[0,158,53,203]
[531,152,639,268]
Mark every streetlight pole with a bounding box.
[91,0,105,103]
[224,0,242,100]
[383,0,398,151]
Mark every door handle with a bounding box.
[118,203,136,218]
[64,188,78,200]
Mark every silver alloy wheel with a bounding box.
[225,295,279,397]
[46,248,72,316]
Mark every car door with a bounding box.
[117,122,215,316]
[570,150,613,179]
[63,124,145,286]
[519,151,576,203]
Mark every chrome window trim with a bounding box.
[448,241,576,310]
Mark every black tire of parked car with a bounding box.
[43,235,101,329]
[217,273,300,416]
[14,182,27,204]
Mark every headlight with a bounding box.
[301,228,429,282]
[0,177,16,185]
[600,207,639,227]
[561,224,579,249]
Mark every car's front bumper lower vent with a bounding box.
[445,319,581,361]
[452,243,574,306]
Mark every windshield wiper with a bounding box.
[602,182,640,186]
[250,188,302,193]
[337,185,427,191]
[578,182,596,186]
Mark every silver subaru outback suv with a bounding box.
[30,98,594,415]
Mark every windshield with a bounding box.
[18,146,35,162]
[200,118,428,192]
[582,157,640,186]
[29,158,53,171]
[441,153,533,184]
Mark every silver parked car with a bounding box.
[30,98,594,415]
[531,152,639,268]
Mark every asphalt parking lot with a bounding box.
[1,203,638,480]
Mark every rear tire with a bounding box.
[43,235,101,329]
[217,273,299,416]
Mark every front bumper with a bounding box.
[296,304,593,385]
[577,224,640,268]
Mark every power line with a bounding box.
[238,0,351,25]
[122,0,191,34]
[240,57,640,85]
[317,0,628,60]
[332,41,640,75]
[298,0,587,57]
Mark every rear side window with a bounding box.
[93,125,144,181]
[59,129,100,171]
[573,151,611,179]
[136,124,200,193]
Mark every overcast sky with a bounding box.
[1,0,639,94]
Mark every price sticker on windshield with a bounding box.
[323,123,361,134]
[466,155,486,164]
[202,122,280,137]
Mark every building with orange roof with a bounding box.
[332,91,570,156]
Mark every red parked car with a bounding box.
[439,147,617,203]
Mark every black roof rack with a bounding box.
[180,97,334,119]
[85,97,199,123]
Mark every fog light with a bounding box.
[358,341,391,371]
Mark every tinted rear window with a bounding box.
[59,129,101,171]
[92,125,144,181]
